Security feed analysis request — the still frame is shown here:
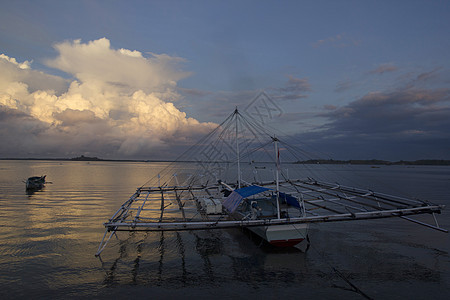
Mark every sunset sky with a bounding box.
[1,0,449,160]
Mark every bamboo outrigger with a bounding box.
[96,109,446,256]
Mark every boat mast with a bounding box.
[235,108,241,189]
[274,136,281,219]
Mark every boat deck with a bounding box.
[96,177,445,255]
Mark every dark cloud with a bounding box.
[178,87,211,97]
[0,105,114,158]
[281,76,312,93]
[323,104,337,110]
[368,64,398,75]
[334,80,356,93]
[271,75,311,101]
[300,87,450,160]
[178,76,313,124]
[183,89,261,123]
[416,67,441,82]
[0,105,50,157]
[404,67,446,92]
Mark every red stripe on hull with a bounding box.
[269,238,304,247]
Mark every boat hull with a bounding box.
[26,176,46,190]
[248,223,309,247]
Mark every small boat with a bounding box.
[25,175,46,190]
[96,108,446,256]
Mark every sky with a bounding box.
[1,0,449,160]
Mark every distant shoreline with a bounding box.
[294,159,450,166]
[1,156,450,166]
[0,156,170,163]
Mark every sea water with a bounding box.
[0,160,449,299]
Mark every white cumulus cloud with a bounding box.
[0,38,216,159]
[45,38,190,94]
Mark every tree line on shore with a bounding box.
[296,159,450,165]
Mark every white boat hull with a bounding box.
[248,223,309,247]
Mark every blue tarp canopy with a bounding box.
[223,185,271,213]
[235,185,270,198]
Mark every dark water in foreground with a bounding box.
[0,160,449,299]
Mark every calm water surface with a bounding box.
[0,160,449,299]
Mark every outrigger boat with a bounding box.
[96,108,446,256]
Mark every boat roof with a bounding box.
[235,185,271,198]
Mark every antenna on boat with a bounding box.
[273,135,281,219]
[235,107,241,189]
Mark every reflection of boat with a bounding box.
[96,108,446,256]
[25,175,46,190]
